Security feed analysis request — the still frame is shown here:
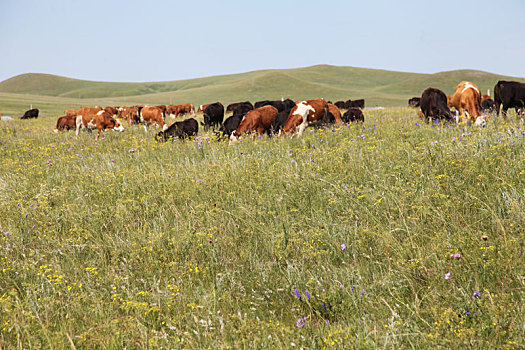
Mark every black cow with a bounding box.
[282,99,295,111]
[216,103,253,140]
[269,109,292,135]
[494,80,525,118]
[481,98,495,112]
[334,101,346,109]
[419,88,452,122]
[156,118,198,141]
[342,108,364,123]
[348,99,365,109]
[21,108,39,119]
[226,101,253,112]
[201,102,224,131]
[216,114,244,140]
[254,100,290,112]
[408,97,421,107]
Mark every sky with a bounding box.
[1,0,524,83]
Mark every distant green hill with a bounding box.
[1,65,524,117]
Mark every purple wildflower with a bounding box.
[360,291,365,296]
[84,194,89,197]
[305,289,311,300]
[451,253,461,259]
[294,288,301,299]
[350,285,354,292]
[341,243,346,251]
[445,272,451,280]
[322,302,326,309]
[472,291,481,299]
[24,213,28,218]
[296,317,307,328]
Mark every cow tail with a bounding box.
[494,83,501,116]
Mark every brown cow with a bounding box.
[229,105,278,143]
[118,106,141,125]
[448,81,484,125]
[167,103,195,119]
[54,115,76,132]
[327,103,342,125]
[282,98,329,136]
[140,106,166,132]
[75,110,124,140]
[104,106,118,117]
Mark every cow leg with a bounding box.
[143,124,148,133]
[75,115,83,137]
[502,106,508,120]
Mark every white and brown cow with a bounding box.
[75,109,124,140]
[282,98,328,136]
[448,81,484,125]
[139,106,167,132]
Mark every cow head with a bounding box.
[112,119,125,132]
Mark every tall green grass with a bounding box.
[0,109,524,348]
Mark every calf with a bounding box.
[419,88,453,122]
[494,80,525,118]
[156,118,198,141]
[21,108,39,119]
[230,105,278,143]
[282,98,328,136]
[342,108,364,123]
[54,115,76,132]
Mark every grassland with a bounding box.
[1,108,524,348]
[2,65,525,118]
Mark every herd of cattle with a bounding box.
[15,79,525,142]
[408,80,525,126]
[49,98,366,142]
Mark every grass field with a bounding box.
[1,108,524,348]
[2,65,525,118]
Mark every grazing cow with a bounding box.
[197,104,211,113]
[334,101,346,109]
[408,97,421,107]
[230,105,278,143]
[75,110,124,140]
[54,115,76,132]
[419,88,453,122]
[201,102,224,131]
[494,80,525,118]
[270,109,292,135]
[140,106,166,132]
[21,108,39,119]
[118,106,141,125]
[282,98,329,136]
[348,99,365,109]
[342,108,364,123]
[166,103,195,118]
[156,118,198,141]
[216,103,254,140]
[447,81,483,124]
[327,103,342,125]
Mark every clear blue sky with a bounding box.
[1,0,524,82]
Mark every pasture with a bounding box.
[1,109,524,348]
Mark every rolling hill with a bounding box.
[1,65,524,117]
